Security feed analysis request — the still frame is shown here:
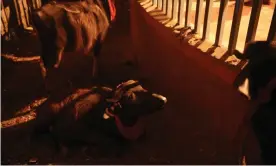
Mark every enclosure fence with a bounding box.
[1,0,42,37]
[1,0,276,54]
[148,0,276,55]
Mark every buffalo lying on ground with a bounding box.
[32,80,167,157]
[32,0,116,93]
[234,41,276,164]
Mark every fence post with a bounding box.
[194,0,204,34]
[153,0,157,7]
[178,0,185,26]
[214,0,229,46]
[227,0,244,55]
[184,0,192,27]
[202,0,213,40]
[267,4,276,43]
[245,0,263,44]
[12,0,23,27]
[157,0,162,10]
[167,0,174,18]
[22,0,31,27]
[173,0,179,21]
[1,1,9,34]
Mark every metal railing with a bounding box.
[148,0,276,56]
[1,0,42,37]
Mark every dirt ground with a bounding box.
[0,0,259,165]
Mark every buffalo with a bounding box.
[31,0,116,93]
[234,41,276,164]
[234,41,276,101]
[31,80,167,157]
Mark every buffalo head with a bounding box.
[234,41,276,102]
[103,80,167,122]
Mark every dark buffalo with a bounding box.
[234,41,276,101]
[234,41,276,164]
[32,80,167,157]
[32,0,116,93]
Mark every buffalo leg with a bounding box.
[54,48,64,69]
[39,60,50,95]
[39,60,47,80]
[92,39,103,78]
[92,56,98,78]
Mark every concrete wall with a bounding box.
[130,0,260,163]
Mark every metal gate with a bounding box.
[145,0,276,56]
[1,0,42,36]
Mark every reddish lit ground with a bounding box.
[1,0,261,164]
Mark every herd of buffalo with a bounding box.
[28,0,169,162]
[2,0,276,164]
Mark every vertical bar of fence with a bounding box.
[32,0,37,9]
[37,0,42,8]
[13,0,23,27]
[178,0,185,26]
[166,0,169,14]
[162,0,167,13]
[22,0,30,27]
[177,0,183,25]
[202,0,213,40]
[1,17,6,35]
[35,0,42,8]
[157,0,159,8]
[27,0,34,17]
[1,1,9,34]
[173,0,179,21]
[157,0,162,10]
[153,0,157,7]
[177,0,181,22]
[267,4,276,43]
[171,0,175,19]
[184,0,192,27]
[214,0,229,46]
[18,0,28,29]
[167,0,173,18]
[245,0,262,44]
[227,0,244,55]
[27,0,36,27]
[194,0,203,34]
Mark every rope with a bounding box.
[1,54,41,63]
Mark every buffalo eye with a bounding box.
[128,93,134,100]
[126,93,136,102]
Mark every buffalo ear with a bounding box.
[151,93,167,109]
[237,78,251,100]
[92,86,113,98]
[101,86,113,92]
[233,50,247,60]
